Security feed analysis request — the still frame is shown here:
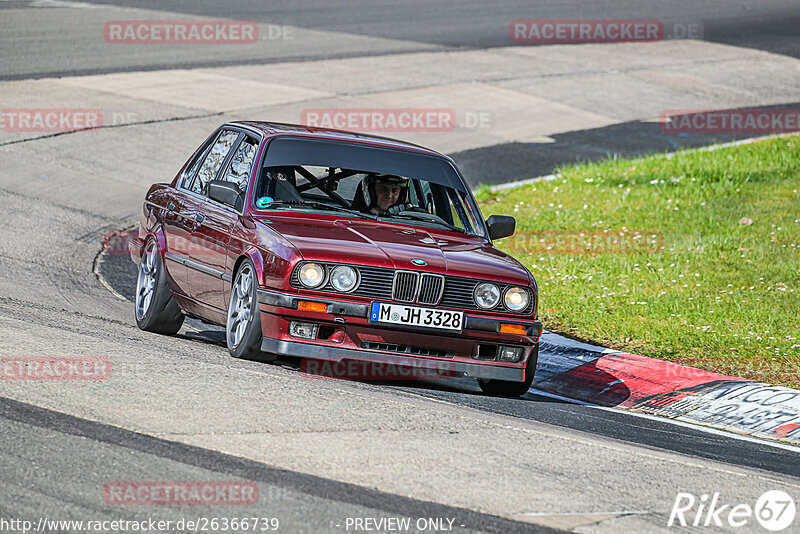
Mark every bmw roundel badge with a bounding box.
[411,259,427,266]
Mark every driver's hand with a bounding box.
[386,203,410,215]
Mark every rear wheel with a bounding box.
[135,238,185,335]
[478,343,539,397]
[227,259,275,361]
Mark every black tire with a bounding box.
[478,343,539,397]
[226,259,275,361]
[134,238,185,335]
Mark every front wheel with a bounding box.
[135,238,185,335]
[478,344,539,397]
[227,259,275,361]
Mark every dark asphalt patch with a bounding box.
[101,251,137,302]
[703,11,800,60]
[68,1,800,60]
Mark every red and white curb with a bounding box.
[534,332,800,446]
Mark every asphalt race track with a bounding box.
[4,0,800,80]
[1,2,799,533]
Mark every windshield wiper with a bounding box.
[387,212,467,234]
[258,200,378,221]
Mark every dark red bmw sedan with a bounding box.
[129,122,542,396]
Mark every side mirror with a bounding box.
[486,215,515,240]
[208,180,243,209]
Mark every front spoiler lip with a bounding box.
[260,336,526,382]
[256,288,543,337]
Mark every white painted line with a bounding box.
[516,511,649,517]
[541,329,622,355]
[30,0,105,7]
[490,174,556,192]
[530,388,800,453]
[490,131,799,192]
[92,251,128,302]
[678,131,800,154]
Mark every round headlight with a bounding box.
[298,263,325,288]
[330,265,358,292]
[504,287,530,311]
[474,282,500,309]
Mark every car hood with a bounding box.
[257,215,531,285]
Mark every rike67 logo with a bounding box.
[669,490,796,531]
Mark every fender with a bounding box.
[128,234,145,266]
[133,223,186,298]
[148,224,168,260]
[527,271,539,320]
[224,246,267,309]
[242,245,266,286]
[130,224,167,264]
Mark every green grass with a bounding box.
[477,136,800,388]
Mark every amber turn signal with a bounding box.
[297,300,328,313]
[499,323,527,335]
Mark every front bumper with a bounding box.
[261,336,525,381]
[257,288,542,383]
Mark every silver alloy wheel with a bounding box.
[135,241,157,320]
[228,264,253,348]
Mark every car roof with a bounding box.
[231,121,448,159]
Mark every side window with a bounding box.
[181,142,211,189]
[189,130,239,195]
[220,136,258,194]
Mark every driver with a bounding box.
[361,173,410,215]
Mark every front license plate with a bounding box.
[370,302,463,332]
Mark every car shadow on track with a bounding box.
[152,314,630,409]
[178,328,227,346]
[165,323,596,404]
[274,354,583,406]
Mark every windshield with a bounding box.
[252,138,487,237]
